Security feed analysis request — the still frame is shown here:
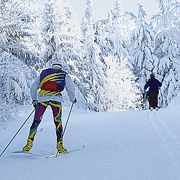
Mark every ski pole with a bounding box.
[62,103,74,138]
[0,109,35,157]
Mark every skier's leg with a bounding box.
[50,101,67,153]
[148,92,153,109]
[29,102,48,140]
[22,102,48,152]
[151,92,158,109]
[155,92,158,108]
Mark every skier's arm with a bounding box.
[158,80,162,88]
[30,76,40,101]
[144,80,150,90]
[65,74,76,103]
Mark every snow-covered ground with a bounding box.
[1,99,180,180]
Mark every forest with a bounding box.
[0,0,180,121]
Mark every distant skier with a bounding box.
[144,73,162,109]
[22,63,77,154]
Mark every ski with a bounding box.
[11,145,85,158]
[46,145,85,158]
[11,151,38,156]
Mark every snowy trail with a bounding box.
[148,110,180,180]
[0,107,179,180]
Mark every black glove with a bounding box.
[73,98,77,104]
[32,100,38,109]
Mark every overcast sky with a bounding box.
[70,0,159,21]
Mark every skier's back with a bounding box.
[144,74,162,109]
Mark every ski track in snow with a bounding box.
[0,107,180,180]
[148,110,180,180]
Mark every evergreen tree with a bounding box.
[41,0,82,72]
[107,0,123,56]
[0,0,40,121]
[0,52,35,121]
[54,0,82,73]
[129,5,158,90]
[40,0,62,65]
[80,0,106,111]
[92,0,142,111]
[151,0,180,106]
[152,0,180,32]
[0,0,39,68]
[155,27,180,106]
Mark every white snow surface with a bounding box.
[1,99,180,180]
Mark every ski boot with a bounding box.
[57,139,67,154]
[22,138,33,152]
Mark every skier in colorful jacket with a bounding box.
[22,63,77,154]
[144,73,162,109]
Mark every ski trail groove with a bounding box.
[148,110,180,180]
[156,112,180,150]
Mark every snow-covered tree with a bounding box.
[104,55,142,111]
[0,0,40,68]
[41,0,82,72]
[129,5,158,90]
[80,0,106,111]
[40,0,62,65]
[152,0,180,32]
[0,52,35,121]
[155,27,180,106]
[0,0,38,106]
[95,2,136,57]
[0,0,41,122]
[54,0,83,73]
[89,0,143,111]
[106,0,123,56]
[148,0,180,107]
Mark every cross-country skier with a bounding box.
[22,63,77,154]
[144,73,162,109]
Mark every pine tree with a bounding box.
[40,0,62,65]
[152,0,180,32]
[0,0,40,68]
[55,0,82,73]
[107,0,123,56]
[80,0,106,111]
[155,27,180,106]
[41,0,82,71]
[0,52,34,121]
[129,4,158,90]
[0,0,39,121]
[151,0,180,106]
[92,0,142,111]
